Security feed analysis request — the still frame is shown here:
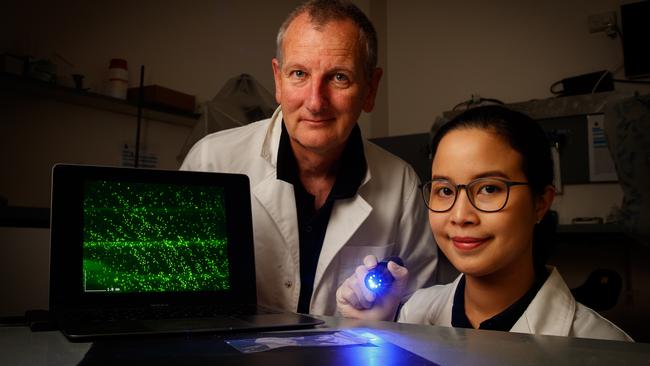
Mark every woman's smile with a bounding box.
[450,236,490,251]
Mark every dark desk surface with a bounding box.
[2,315,649,365]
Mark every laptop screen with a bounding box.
[82,179,231,294]
[50,164,257,311]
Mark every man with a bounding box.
[181,0,437,315]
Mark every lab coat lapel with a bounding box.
[313,193,372,288]
[511,267,575,336]
[252,172,299,255]
[252,109,299,256]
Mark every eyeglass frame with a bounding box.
[419,177,529,213]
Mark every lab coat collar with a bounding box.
[254,107,299,260]
[260,106,284,167]
[511,266,575,336]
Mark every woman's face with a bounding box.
[428,128,553,278]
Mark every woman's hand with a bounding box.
[335,255,409,321]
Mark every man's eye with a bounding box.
[334,73,348,82]
[291,70,306,78]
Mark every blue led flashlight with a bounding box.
[364,256,404,294]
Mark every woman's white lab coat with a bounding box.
[181,108,438,315]
[399,267,633,341]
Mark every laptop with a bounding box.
[49,163,323,340]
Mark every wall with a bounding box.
[0,94,192,208]
[3,0,297,106]
[2,0,301,208]
[4,0,648,138]
[385,0,649,226]
[0,227,49,316]
[0,1,383,210]
[386,0,650,136]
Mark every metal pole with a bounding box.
[134,65,144,168]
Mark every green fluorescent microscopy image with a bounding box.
[82,180,230,293]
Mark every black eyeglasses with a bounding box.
[419,177,529,213]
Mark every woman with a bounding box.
[336,105,632,341]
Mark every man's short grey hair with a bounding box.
[275,0,378,79]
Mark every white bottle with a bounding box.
[105,58,128,99]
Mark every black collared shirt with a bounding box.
[276,122,367,314]
[451,265,550,331]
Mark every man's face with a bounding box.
[272,13,382,156]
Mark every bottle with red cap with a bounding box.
[105,58,128,99]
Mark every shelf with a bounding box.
[0,73,200,127]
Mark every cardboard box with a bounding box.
[127,85,195,113]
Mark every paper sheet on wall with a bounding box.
[587,114,618,182]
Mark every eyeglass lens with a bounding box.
[423,178,510,212]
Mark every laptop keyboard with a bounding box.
[78,304,280,322]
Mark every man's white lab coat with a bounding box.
[181,108,438,315]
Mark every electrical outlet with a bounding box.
[588,11,617,33]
